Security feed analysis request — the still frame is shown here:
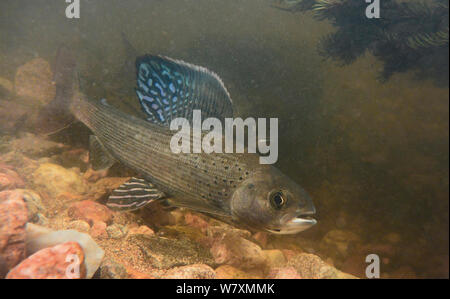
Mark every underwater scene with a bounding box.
[0,0,448,280]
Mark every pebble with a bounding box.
[68,200,113,226]
[106,224,128,239]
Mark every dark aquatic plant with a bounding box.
[273,0,449,86]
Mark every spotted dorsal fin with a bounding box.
[106,177,165,211]
[135,55,233,125]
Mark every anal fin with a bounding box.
[106,177,165,211]
[89,135,116,171]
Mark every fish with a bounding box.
[37,46,316,234]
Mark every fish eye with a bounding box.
[270,191,286,210]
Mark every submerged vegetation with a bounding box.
[273,0,449,86]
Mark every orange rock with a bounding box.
[6,241,86,279]
[0,165,25,191]
[267,266,302,279]
[0,190,28,277]
[68,200,113,226]
[253,232,268,248]
[128,225,155,236]
[281,249,298,261]
[210,232,267,270]
[126,267,155,279]
[288,253,357,279]
[90,221,108,239]
[83,168,110,183]
[184,212,209,233]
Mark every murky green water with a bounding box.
[1,0,448,278]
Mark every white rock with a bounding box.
[25,223,104,279]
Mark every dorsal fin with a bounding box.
[135,55,233,125]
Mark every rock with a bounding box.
[68,200,113,226]
[88,177,130,200]
[90,221,108,239]
[25,222,52,238]
[0,153,38,182]
[106,224,128,239]
[13,189,45,223]
[170,210,185,225]
[83,168,110,183]
[253,232,268,248]
[0,190,28,277]
[281,249,298,262]
[25,223,104,279]
[162,264,216,279]
[128,225,154,237]
[184,212,209,233]
[288,253,357,279]
[32,163,87,198]
[128,234,214,270]
[320,229,361,259]
[139,203,176,227]
[215,265,256,279]
[33,213,49,226]
[6,241,86,279]
[125,267,155,279]
[207,225,252,240]
[210,231,267,270]
[0,165,25,191]
[6,134,67,159]
[67,220,91,233]
[98,258,129,279]
[263,249,287,269]
[54,148,89,171]
[267,266,302,279]
[14,58,56,106]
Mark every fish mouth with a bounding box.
[266,213,317,235]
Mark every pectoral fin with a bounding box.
[89,135,116,171]
[106,177,165,211]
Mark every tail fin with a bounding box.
[34,46,76,135]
